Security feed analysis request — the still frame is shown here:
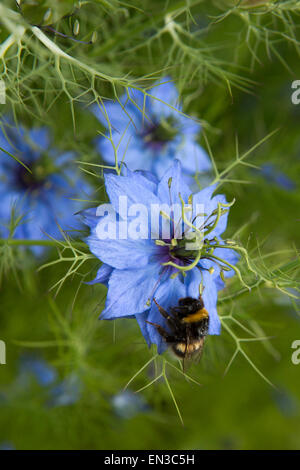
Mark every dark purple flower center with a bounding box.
[14,154,55,192]
[141,117,178,150]
[15,164,43,191]
[156,236,199,268]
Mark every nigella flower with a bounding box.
[93,77,211,179]
[0,442,15,450]
[19,355,57,387]
[112,390,150,419]
[272,387,298,417]
[259,164,296,191]
[0,120,92,254]
[12,354,81,407]
[48,373,82,407]
[81,160,238,352]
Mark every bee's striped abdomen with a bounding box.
[171,338,205,359]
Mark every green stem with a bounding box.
[219,259,300,303]
[91,0,203,58]
[0,239,85,248]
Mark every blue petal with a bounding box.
[28,128,50,151]
[105,172,159,213]
[122,167,158,194]
[202,271,220,335]
[0,442,15,450]
[275,173,296,191]
[206,194,230,238]
[149,77,181,119]
[185,269,220,335]
[176,138,211,174]
[214,276,225,291]
[87,232,157,269]
[127,87,151,119]
[213,246,240,278]
[135,311,151,347]
[96,129,150,169]
[133,170,158,186]
[192,184,230,237]
[54,151,76,167]
[49,374,81,407]
[92,89,144,136]
[0,119,27,159]
[192,183,217,211]
[20,355,57,387]
[112,390,149,419]
[92,97,136,129]
[0,189,23,228]
[157,160,191,206]
[79,207,98,229]
[86,263,113,286]
[101,264,161,319]
[185,268,203,298]
[177,112,201,136]
[150,153,176,180]
[0,129,15,162]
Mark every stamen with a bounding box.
[162,249,201,272]
[204,199,235,237]
[160,211,171,220]
[206,253,251,290]
[155,240,171,247]
[145,266,169,307]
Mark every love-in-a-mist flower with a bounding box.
[49,373,82,407]
[0,120,92,254]
[82,161,238,352]
[19,355,57,387]
[93,77,211,179]
[259,163,296,191]
[112,391,149,419]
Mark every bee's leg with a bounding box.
[171,305,188,318]
[172,306,184,314]
[153,298,169,318]
[145,321,174,343]
[198,295,205,309]
[153,298,178,333]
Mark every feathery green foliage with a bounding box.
[0,0,299,449]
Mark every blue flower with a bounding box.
[272,387,299,418]
[0,120,92,254]
[112,390,149,419]
[82,160,238,352]
[48,373,82,407]
[93,77,211,179]
[0,441,15,450]
[260,163,296,191]
[19,355,57,387]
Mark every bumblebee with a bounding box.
[147,296,209,361]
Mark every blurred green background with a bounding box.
[0,0,299,450]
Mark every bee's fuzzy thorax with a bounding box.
[182,308,209,324]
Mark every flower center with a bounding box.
[169,235,201,263]
[155,197,237,279]
[142,117,178,149]
[15,154,55,192]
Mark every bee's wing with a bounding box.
[182,325,192,373]
[182,339,188,373]
[182,336,206,371]
[191,337,206,365]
